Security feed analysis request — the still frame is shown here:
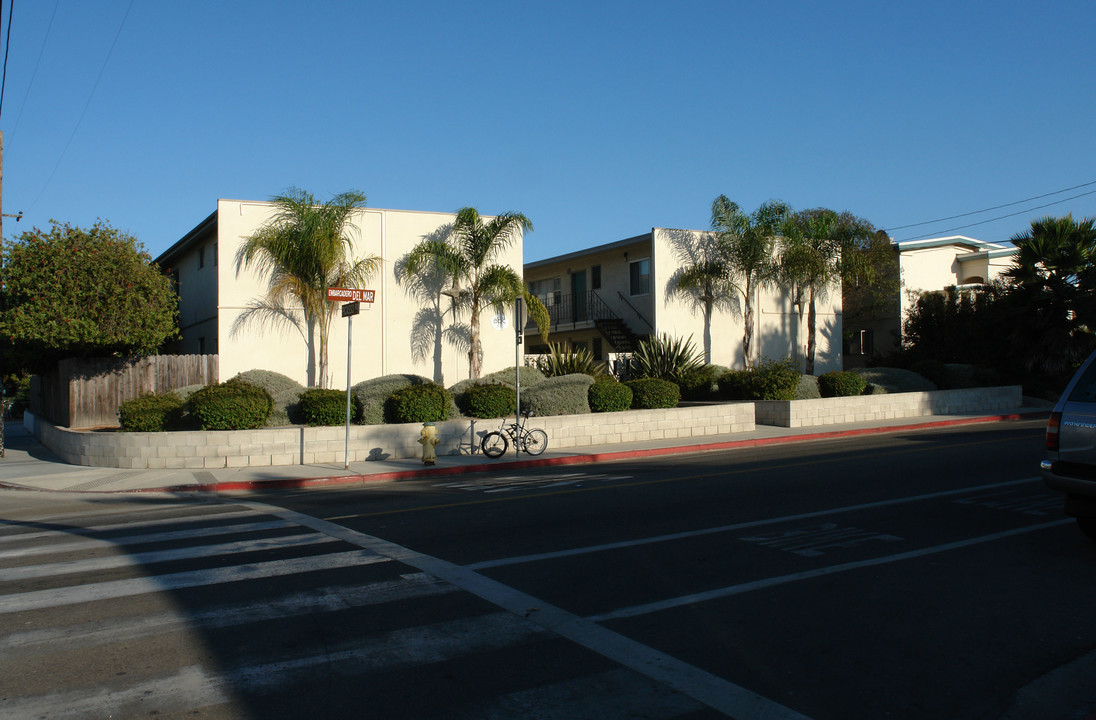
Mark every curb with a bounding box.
[121,410,1046,495]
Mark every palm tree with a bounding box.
[402,207,548,379]
[665,229,738,364]
[233,188,380,388]
[711,196,790,368]
[779,208,874,374]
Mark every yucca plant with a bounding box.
[629,333,705,384]
[536,342,607,378]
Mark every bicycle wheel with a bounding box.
[522,428,548,456]
[481,431,508,458]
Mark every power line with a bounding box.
[893,188,1096,243]
[883,179,1096,233]
[8,0,58,149]
[0,0,13,118]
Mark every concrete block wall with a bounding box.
[754,385,1023,428]
[23,401,757,469]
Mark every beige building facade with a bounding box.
[157,200,526,389]
[523,228,843,373]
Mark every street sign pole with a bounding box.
[514,297,526,459]
[341,300,360,470]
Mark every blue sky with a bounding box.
[1,0,1093,263]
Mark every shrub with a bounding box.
[187,377,273,430]
[235,370,306,426]
[521,374,595,416]
[718,358,800,401]
[796,374,821,400]
[384,383,452,423]
[678,364,723,400]
[457,383,516,418]
[118,392,185,432]
[625,377,681,409]
[352,374,435,425]
[536,343,606,378]
[298,388,360,426]
[449,366,547,397]
[852,367,937,393]
[630,333,706,383]
[589,378,633,412]
[910,359,950,389]
[818,371,867,397]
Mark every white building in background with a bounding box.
[156,200,526,388]
[523,228,843,373]
[894,235,1016,322]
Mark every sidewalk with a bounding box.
[0,408,1049,495]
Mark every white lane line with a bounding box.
[0,519,296,560]
[0,509,262,544]
[588,519,1072,623]
[0,550,389,613]
[466,476,1043,570]
[2,573,455,656]
[239,499,814,720]
[0,533,340,581]
[0,613,537,720]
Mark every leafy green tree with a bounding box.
[780,208,875,374]
[710,196,790,368]
[402,207,548,379]
[0,221,177,372]
[233,188,380,388]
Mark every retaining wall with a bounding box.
[754,385,1023,428]
[23,402,756,469]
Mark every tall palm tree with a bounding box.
[711,196,789,368]
[402,207,548,379]
[233,188,380,388]
[779,208,874,374]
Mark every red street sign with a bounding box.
[326,287,376,303]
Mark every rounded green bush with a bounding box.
[909,359,950,389]
[352,374,442,425]
[118,392,185,432]
[818,371,867,397]
[521,374,594,416]
[298,388,360,426]
[678,364,722,400]
[717,358,800,401]
[589,379,633,412]
[384,383,452,424]
[457,383,516,418]
[625,378,681,409]
[796,374,821,399]
[187,377,273,431]
[235,370,306,426]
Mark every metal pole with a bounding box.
[344,313,353,470]
[514,297,525,459]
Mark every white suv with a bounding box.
[1042,349,1096,539]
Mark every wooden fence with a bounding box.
[31,355,218,428]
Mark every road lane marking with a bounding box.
[0,532,340,581]
[587,519,1072,623]
[466,476,1042,570]
[738,523,903,557]
[239,499,814,720]
[0,509,263,544]
[0,550,390,613]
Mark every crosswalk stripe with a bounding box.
[0,613,539,719]
[0,532,340,581]
[0,519,296,560]
[2,573,455,658]
[0,550,389,613]
[0,509,263,544]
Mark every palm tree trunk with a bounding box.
[742,278,755,369]
[469,312,482,380]
[805,287,817,375]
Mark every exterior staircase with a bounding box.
[595,317,642,353]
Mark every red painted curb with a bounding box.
[126,410,1047,494]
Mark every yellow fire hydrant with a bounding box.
[419,422,440,465]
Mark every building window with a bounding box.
[591,265,601,290]
[197,337,206,354]
[629,258,650,296]
[529,277,561,305]
[198,247,205,269]
[859,330,874,355]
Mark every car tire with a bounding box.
[1076,516,1096,541]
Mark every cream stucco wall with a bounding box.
[167,200,526,389]
[897,238,1016,327]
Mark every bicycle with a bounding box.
[480,411,548,458]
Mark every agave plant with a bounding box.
[536,342,607,378]
[629,333,706,383]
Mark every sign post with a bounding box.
[328,288,374,470]
[514,297,526,459]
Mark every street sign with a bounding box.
[327,287,375,303]
[341,301,360,317]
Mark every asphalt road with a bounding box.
[2,418,1094,719]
